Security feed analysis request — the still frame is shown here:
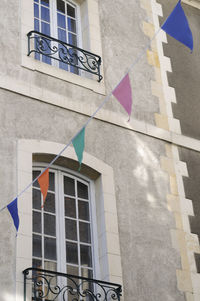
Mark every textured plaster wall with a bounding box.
[157,0,200,140]
[0,0,186,300]
[0,89,184,300]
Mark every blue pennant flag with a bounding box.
[161,0,193,52]
[7,198,19,232]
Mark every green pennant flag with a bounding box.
[72,127,85,171]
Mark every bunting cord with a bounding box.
[0,27,161,213]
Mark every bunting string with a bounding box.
[0,0,194,232]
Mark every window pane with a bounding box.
[65,218,77,241]
[44,192,55,213]
[65,197,76,218]
[66,242,78,264]
[33,188,41,210]
[58,28,67,42]
[67,265,79,286]
[57,0,65,13]
[64,176,75,196]
[41,0,49,7]
[44,213,56,236]
[67,4,75,18]
[81,268,93,279]
[49,172,55,191]
[78,200,89,221]
[33,211,41,233]
[44,261,57,272]
[68,33,77,46]
[79,222,91,243]
[41,6,50,22]
[77,182,88,199]
[80,245,92,267]
[33,234,42,257]
[34,4,39,18]
[34,18,40,32]
[57,13,66,29]
[33,171,40,188]
[44,237,57,260]
[41,21,50,35]
[67,18,76,33]
[32,258,42,270]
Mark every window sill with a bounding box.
[21,55,105,95]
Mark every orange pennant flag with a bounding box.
[38,168,49,208]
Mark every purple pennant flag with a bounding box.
[7,198,19,232]
[112,74,132,120]
[161,0,193,52]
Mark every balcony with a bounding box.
[27,31,103,82]
[23,267,122,301]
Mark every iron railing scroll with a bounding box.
[23,267,122,301]
[27,31,103,82]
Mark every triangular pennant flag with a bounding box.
[161,0,193,52]
[38,168,49,208]
[7,198,19,232]
[112,74,132,120]
[72,127,85,171]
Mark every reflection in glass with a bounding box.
[79,222,91,243]
[33,234,42,257]
[77,181,88,199]
[65,218,77,241]
[33,188,41,210]
[33,211,41,233]
[80,245,92,267]
[44,213,56,236]
[44,237,57,260]
[44,192,55,213]
[65,197,76,218]
[64,176,75,196]
[66,242,78,264]
[57,0,65,13]
[67,4,75,18]
[78,200,89,221]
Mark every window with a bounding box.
[33,0,80,74]
[32,167,95,280]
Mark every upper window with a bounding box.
[32,167,95,282]
[33,0,79,74]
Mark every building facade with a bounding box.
[0,0,200,300]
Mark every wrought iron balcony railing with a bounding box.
[23,267,122,301]
[27,31,103,82]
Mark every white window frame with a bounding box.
[32,164,100,279]
[21,0,105,94]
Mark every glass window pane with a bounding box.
[49,172,55,191]
[33,171,40,188]
[44,213,56,236]
[41,22,50,35]
[33,234,42,257]
[65,197,76,218]
[34,4,39,18]
[77,182,88,199]
[57,13,66,29]
[34,0,39,3]
[41,0,49,7]
[67,265,79,287]
[78,200,89,221]
[79,222,91,243]
[34,18,40,32]
[44,237,57,260]
[44,261,57,272]
[68,33,77,46]
[57,0,65,13]
[80,245,92,267]
[67,4,75,18]
[66,242,78,264]
[44,192,55,213]
[32,258,42,270]
[58,28,67,42]
[65,218,77,240]
[33,188,41,210]
[41,6,50,22]
[81,268,93,279]
[64,176,75,196]
[33,211,41,233]
[67,18,76,33]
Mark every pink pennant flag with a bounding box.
[112,74,132,120]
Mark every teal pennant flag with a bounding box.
[72,127,85,171]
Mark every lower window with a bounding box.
[32,167,95,280]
